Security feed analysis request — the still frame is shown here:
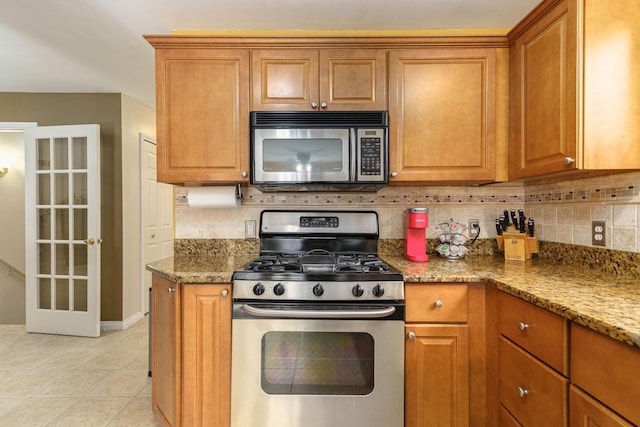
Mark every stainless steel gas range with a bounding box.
[231,210,404,427]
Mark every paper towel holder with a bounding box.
[175,184,243,206]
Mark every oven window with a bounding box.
[261,331,374,395]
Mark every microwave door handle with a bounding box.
[240,303,396,319]
[350,128,357,181]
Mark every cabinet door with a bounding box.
[319,49,387,110]
[388,48,499,183]
[155,48,250,184]
[152,275,180,426]
[570,386,633,427]
[508,0,578,179]
[405,324,469,427]
[181,284,232,427]
[251,49,319,111]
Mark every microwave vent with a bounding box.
[251,111,388,127]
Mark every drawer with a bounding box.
[405,284,468,323]
[571,324,640,425]
[569,385,633,427]
[499,404,522,427]
[498,292,568,374]
[499,336,568,426]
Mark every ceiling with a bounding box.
[0,0,541,108]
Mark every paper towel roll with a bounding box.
[187,186,240,208]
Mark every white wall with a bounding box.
[120,95,156,323]
[0,131,26,323]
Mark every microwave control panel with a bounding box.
[356,128,386,182]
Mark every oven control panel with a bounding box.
[233,280,404,301]
[300,216,339,228]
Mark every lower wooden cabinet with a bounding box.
[151,274,231,427]
[570,386,633,427]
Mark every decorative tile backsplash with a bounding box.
[174,171,640,253]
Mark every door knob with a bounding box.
[84,238,95,246]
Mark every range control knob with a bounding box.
[273,283,285,296]
[312,284,324,297]
[372,284,385,297]
[352,284,364,297]
[253,283,265,296]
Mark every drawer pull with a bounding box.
[168,287,175,294]
[407,331,416,340]
[221,289,229,297]
[517,321,529,331]
[517,386,529,398]
[434,300,443,308]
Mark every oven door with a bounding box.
[231,302,404,427]
[252,128,351,184]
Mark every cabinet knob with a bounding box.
[221,289,229,297]
[168,287,175,294]
[564,157,575,165]
[517,386,529,398]
[311,101,318,109]
[241,171,248,178]
[391,171,398,177]
[434,300,443,308]
[517,321,529,331]
[320,102,327,109]
[407,331,416,340]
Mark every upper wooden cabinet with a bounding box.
[251,48,387,111]
[388,47,508,184]
[508,0,640,180]
[145,41,250,184]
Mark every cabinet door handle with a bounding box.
[434,300,443,308]
[517,386,529,398]
[564,157,575,165]
[320,102,327,109]
[241,170,248,178]
[391,171,398,177]
[168,287,175,294]
[221,289,229,297]
[407,331,416,340]
[517,321,529,331]
[311,101,318,109]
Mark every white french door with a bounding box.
[24,125,101,337]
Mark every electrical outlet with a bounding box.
[468,219,480,237]
[245,220,256,239]
[592,220,606,246]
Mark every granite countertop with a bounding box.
[147,254,640,349]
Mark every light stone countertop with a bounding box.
[147,254,640,349]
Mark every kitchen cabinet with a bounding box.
[497,292,569,426]
[388,47,508,184]
[571,324,640,426]
[151,274,231,427]
[405,284,471,426]
[251,48,386,111]
[144,40,250,184]
[508,0,640,180]
[569,385,633,427]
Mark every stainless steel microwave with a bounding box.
[250,111,388,191]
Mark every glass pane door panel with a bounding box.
[72,137,87,169]
[55,243,70,275]
[73,244,88,276]
[263,139,344,173]
[54,137,69,170]
[74,280,88,312]
[38,278,52,309]
[54,174,69,205]
[37,138,51,170]
[55,279,69,311]
[54,209,70,240]
[38,209,51,240]
[72,173,87,204]
[73,209,88,241]
[38,243,52,275]
[37,174,51,205]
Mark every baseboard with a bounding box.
[100,311,144,331]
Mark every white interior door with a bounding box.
[141,134,173,313]
[24,124,101,337]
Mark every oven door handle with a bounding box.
[240,304,396,319]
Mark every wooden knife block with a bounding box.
[497,230,539,261]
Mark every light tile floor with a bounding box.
[0,316,161,426]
